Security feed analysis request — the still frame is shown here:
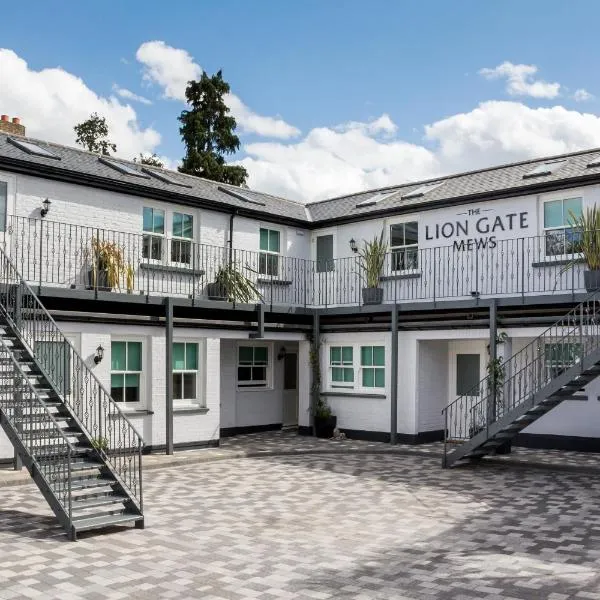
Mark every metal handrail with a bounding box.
[0,246,143,509]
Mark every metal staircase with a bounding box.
[0,248,144,539]
[443,294,600,468]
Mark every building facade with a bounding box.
[1,122,600,465]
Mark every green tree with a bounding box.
[134,153,164,168]
[178,70,248,186]
[74,113,117,155]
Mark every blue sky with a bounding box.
[2,1,600,201]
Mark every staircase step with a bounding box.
[69,477,116,492]
[71,512,143,533]
[71,494,128,512]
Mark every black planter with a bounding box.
[584,269,600,292]
[362,287,383,305]
[495,440,512,455]
[314,415,337,439]
[205,282,227,301]
[86,269,111,292]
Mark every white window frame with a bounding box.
[142,206,166,263]
[110,338,145,408]
[359,345,386,390]
[170,211,195,266]
[325,341,386,393]
[172,339,204,407]
[0,173,16,234]
[258,227,282,277]
[541,196,583,258]
[236,342,273,390]
[388,217,419,273]
[328,345,354,388]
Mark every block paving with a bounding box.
[1,437,600,599]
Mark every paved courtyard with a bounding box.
[1,447,600,599]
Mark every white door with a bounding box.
[282,352,299,427]
[447,341,487,439]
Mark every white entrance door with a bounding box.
[282,352,299,427]
[447,341,487,439]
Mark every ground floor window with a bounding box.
[329,346,354,387]
[326,343,385,390]
[544,343,582,379]
[360,346,385,388]
[111,341,142,403]
[173,342,198,401]
[237,345,270,388]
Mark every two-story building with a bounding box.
[1,116,599,468]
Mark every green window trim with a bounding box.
[259,228,281,276]
[111,341,142,403]
[360,345,385,388]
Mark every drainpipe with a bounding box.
[228,210,237,264]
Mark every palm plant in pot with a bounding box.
[357,231,387,305]
[206,262,261,303]
[568,206,600,292]
[87,238,131,292]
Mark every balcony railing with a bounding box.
[5,216,588,308]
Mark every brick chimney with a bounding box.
[0,115,26,136]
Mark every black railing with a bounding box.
[6,216,588,307]
[442,292,600,461]
[0,247,143,512]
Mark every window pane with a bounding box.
[127,342,142,371]
[266,254,279,276]
[171,239,191,264]
[238,366,252,381]
[111,373,124,389]
[172,212,183,237]
[124,384,140,403]
[173,373,183,399]
[153,209,164,234]
[456,354,480,396]
[404,222,418,246]
[254,346,268,364]
[186,343,198,370]
[361,346,373,366]
[362,368,375,387]
[330,347,341,364]
[563,198,582,224]
[343,368,354,383]
[124,373,139,388]
[269,230,280,253]
[173,343,185,370]
[143,207,153,232]
[316,235,334,273]
[390,224,404,248]
[182,214,193,239]
[111,342,126,370]
[111,386,124,403]
[183,373,196,399]
[332,367,343,382]
[374,368,385,387]
[545,230,565,256]
[373,346,385,366]
[0,181,6,232]
[341,346,353,364]
[252,366,266,381]
[239,346,253,364]
[544,200,563,228]
[259,228,269,251]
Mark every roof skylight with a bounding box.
[355,190,399,208]
[98,157,150,178]
[401,181,444,200]
[142,167,192,188]
[7,137,60,160]
[587,158,600,169]
[523,160,567,179]
[218,185,266,207]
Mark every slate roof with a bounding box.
[0,133,308,223]
[4,131,600,227]
[306,148,600,223]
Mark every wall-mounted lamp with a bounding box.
[470,291,480,299]
[277,346,287,361]
[94,344,104,364]
[40,198,51,218]
[349,238,358,254]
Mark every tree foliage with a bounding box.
[134,153,165,168]
[178,70,248,186]
[74,113,117,155]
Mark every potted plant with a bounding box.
[568,206,600,291]
[358,231,387,305]
[206,262,261,303]
[86,238,131,292]
[313,396,337,438]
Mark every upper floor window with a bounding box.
[171,212,193,264]
[259,228,280,277]
[316,234,334,273]
[390,222,418,271]
[543,197,582,256]
[142,207,165,261]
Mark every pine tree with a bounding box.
[178,71,248,186]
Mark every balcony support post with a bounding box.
[488,299,498,428]
[165,297,174,455]
[390,306,398,445]
[249,303,265,339]
[310,311,320,434]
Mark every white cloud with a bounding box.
[479,62,561,98]
[573,88,594,102]
[0,48,161,160]
[135,40,300,139]
[112,85,152,105]
[237,101,600,202]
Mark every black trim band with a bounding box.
[220,423,282,437]
[514,433,600,452]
